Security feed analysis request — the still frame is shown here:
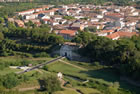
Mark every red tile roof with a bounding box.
[117,31,137,37]
[106,32,119,39]
[105,12,123,18]
[106,31,138,40]
[17,9,34,13]
[59,30,77,36]
[43,19,50,21]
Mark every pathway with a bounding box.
[17,56,64,74]
[18,86,40,91]
[59,78,83,94]
[59,59,87,71]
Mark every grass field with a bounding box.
[76,87,101,94]
[0,56,54,65]
[0,56,140,94]
[53,89,78,94]
[47,60,140,94]
[0,68,21,75]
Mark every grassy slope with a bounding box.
[48,60,140,94]
[0,57,140,94]
[53,89,78,94]
[0,68,22,75]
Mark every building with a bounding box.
[97,30,114,36]
[15,20,25,27]
[106,31,138,40]
[24,14,37,20]
[58,30,77,40]
[70,23,85,30]
[60,42,81,60]
[17,9,35,16]
[57,72,63,79]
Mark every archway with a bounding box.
[65,52,67,57]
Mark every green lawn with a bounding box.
[48,61,110,84]
[53,89,78,94]
[0,56,54,66]
[48,60,140,94]
[0,57,140,94]
[48,61,83,76]
[0,68,21,75]
[76,87,101,94]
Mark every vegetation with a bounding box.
[39,76,61,93]
[33,0,132,5]
[0,2,139,94]
[0,21,64,56]
[46,60,139,94]
[0,3,39,17]
[73,32,140,81]
[63,16,75,20]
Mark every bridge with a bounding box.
[17,56,65,74]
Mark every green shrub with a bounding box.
[24,53,32,58]
[21,59,31,66]
[34,52,50,57]
[43,65,48,71]
[39,75,61,93]
[3,73,20,89]
[93,62,100,66]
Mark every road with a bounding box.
[17,56,65,74]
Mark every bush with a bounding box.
[43,65,48,71]
[0,62,8,70]
[20,75,29,82]
[34,52,50,57]
[3,73,20,89]
[1,52,9,57]
[52,54,59,58]
[21,59,31,66]
[39,75,61,93]
[113,82,120,89]
[24,53,32,58]
[93,62,100,66]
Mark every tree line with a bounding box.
[0,21,64,56]
[33,0,132,5]
[73,31,140,80]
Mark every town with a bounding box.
[0,2,140,94]
[8,4,140,40]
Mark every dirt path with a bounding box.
[59,78,83,94]
[18,78,83,94]
[59,60,87,71]
[18,86,40,91]
[36,69,43,74]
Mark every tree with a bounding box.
[3,73,19,89]
[0,32,4,40]
[0,17,4,24]
[63,16,75,20]
[39,76,61,93]
[84,27,97,32]
[72,31,97,46]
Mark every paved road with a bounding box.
[17,56,65,74]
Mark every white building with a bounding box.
[96,15,103,19]
[60,42,81,60]
[57,72,63,79]
[17,9,35,16]
[131,11,139,16]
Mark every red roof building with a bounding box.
[58,30,77,40]
[106,31,138,40]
